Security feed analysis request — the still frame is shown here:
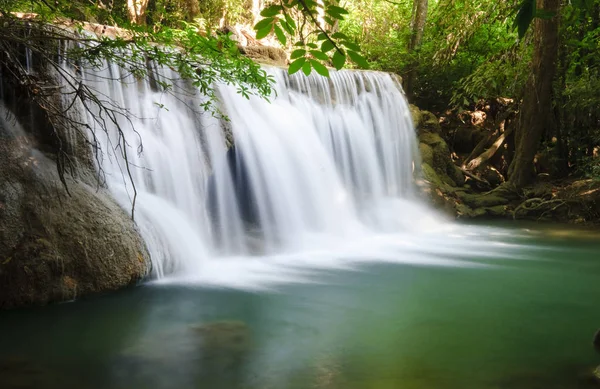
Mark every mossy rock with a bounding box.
[484,205,509,217]
[0,106,150,309]
[449,165,465,187]
[420,110,441,133]
[419,143,434,167]
[456,192,509,208]
[409,104,423,127]
[421,163,448,190]
[419,132,445,147]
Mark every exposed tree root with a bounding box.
[465,126,514,171]
[513,197,568,220]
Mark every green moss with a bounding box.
[449,165,465,187]
[422,163,454,192]
[419,132,445,147]
[419,143,434,166]
[409,104,422,127]
[457,192,509,208]
[421,110,441,133]
[485,205,509,217]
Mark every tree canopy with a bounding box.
[1,0,599,186]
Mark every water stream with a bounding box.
[65,58,518,286]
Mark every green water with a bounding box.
[1,223,600,389]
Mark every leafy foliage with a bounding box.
[253,0,369,75]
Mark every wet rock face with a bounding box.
[0,104,150,310]
[206,146,261,229]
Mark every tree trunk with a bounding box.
[508,0,560,188]
[404,0,428,98]
[127,0,148,24]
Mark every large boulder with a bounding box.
[417,115,465,189]
[0,104,150,309]
[238,45,287,67]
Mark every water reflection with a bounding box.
[1,230,600,389]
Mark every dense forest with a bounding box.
[1,0,599,203]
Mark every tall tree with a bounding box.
[508,0,560,188]
[127,0,149,24]
[404,0,428,98]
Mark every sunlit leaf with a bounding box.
[332,32,349,40]
[321,40,335,53]
[291,49,306,59]
[279,18,294,34]
[285,14,297,30]
[348,51,369,68]
[274,24,286,45]
[302,61,312,76]
[260,5,283,17]
[289,57,306,74]
[254,17,274,31]
[342,41,360,52]
[310,59,329,77]
[310,50,329,61]
[327,5,349,15]
[256,25,272,39]
[332,50,346,70]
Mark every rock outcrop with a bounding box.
[0,102,150,309]
[412,104,600,225]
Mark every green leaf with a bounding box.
[279,18,294,34]
[291,49,306,59]
[327,5,349,15]
[310,50,329,61]
[256,25,273,39]
[332,50,346,70]
[274,24,287,46]
[260,5,282,17]
[254,17,274,31]
[321,40,335,53]
[325,10,344,20]
[302,61,312,76]
[284,14,297,29]
[307,43,318,49]
[289,57,306,74]
[513,0,535,39]
[342,41,360,51]
[294,41,305,47]
[317,32,328,41]
[348,51,369,68]
[310,59,329,77]
[304,0,317,8]
[331,32,349,40]
[324,16,336,25]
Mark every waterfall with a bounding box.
[66,58,461,284]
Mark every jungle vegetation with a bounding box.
[1,0,599,189]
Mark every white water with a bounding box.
[56,58,532,288]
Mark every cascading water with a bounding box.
[59,56,520,287]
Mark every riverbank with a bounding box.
[412,104,600,226]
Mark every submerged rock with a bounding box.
[191,320,252,367]
[0,356,78,389]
